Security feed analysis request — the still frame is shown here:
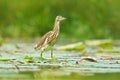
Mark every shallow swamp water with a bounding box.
[0,39,120,80]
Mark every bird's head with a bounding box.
[56,16,66,21]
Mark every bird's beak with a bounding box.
[62,17,66,20]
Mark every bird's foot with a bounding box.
[50,56,57,62]
[40,56,46,61]
[40,53,46,61]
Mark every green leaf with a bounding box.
[55,42,86,50]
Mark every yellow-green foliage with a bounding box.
[0,0,120,39]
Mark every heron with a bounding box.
[34,16,66,60]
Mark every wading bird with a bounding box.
[34,16,66,60]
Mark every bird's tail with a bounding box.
[34,44,38,50]
[34,44,41,50]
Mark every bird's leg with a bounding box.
[50,49,56,61]
[51,49,53,59]
[40,50,44,60]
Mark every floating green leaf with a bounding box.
[86,40,113,48]
[55,42,86,50]
[0,58,11,61]
[24,55,34,62]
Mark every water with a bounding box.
[0,43,120,80]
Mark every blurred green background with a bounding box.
[0,0,120,40]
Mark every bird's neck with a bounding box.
[53,20,60,32]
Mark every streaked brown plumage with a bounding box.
[34,16,66,60]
